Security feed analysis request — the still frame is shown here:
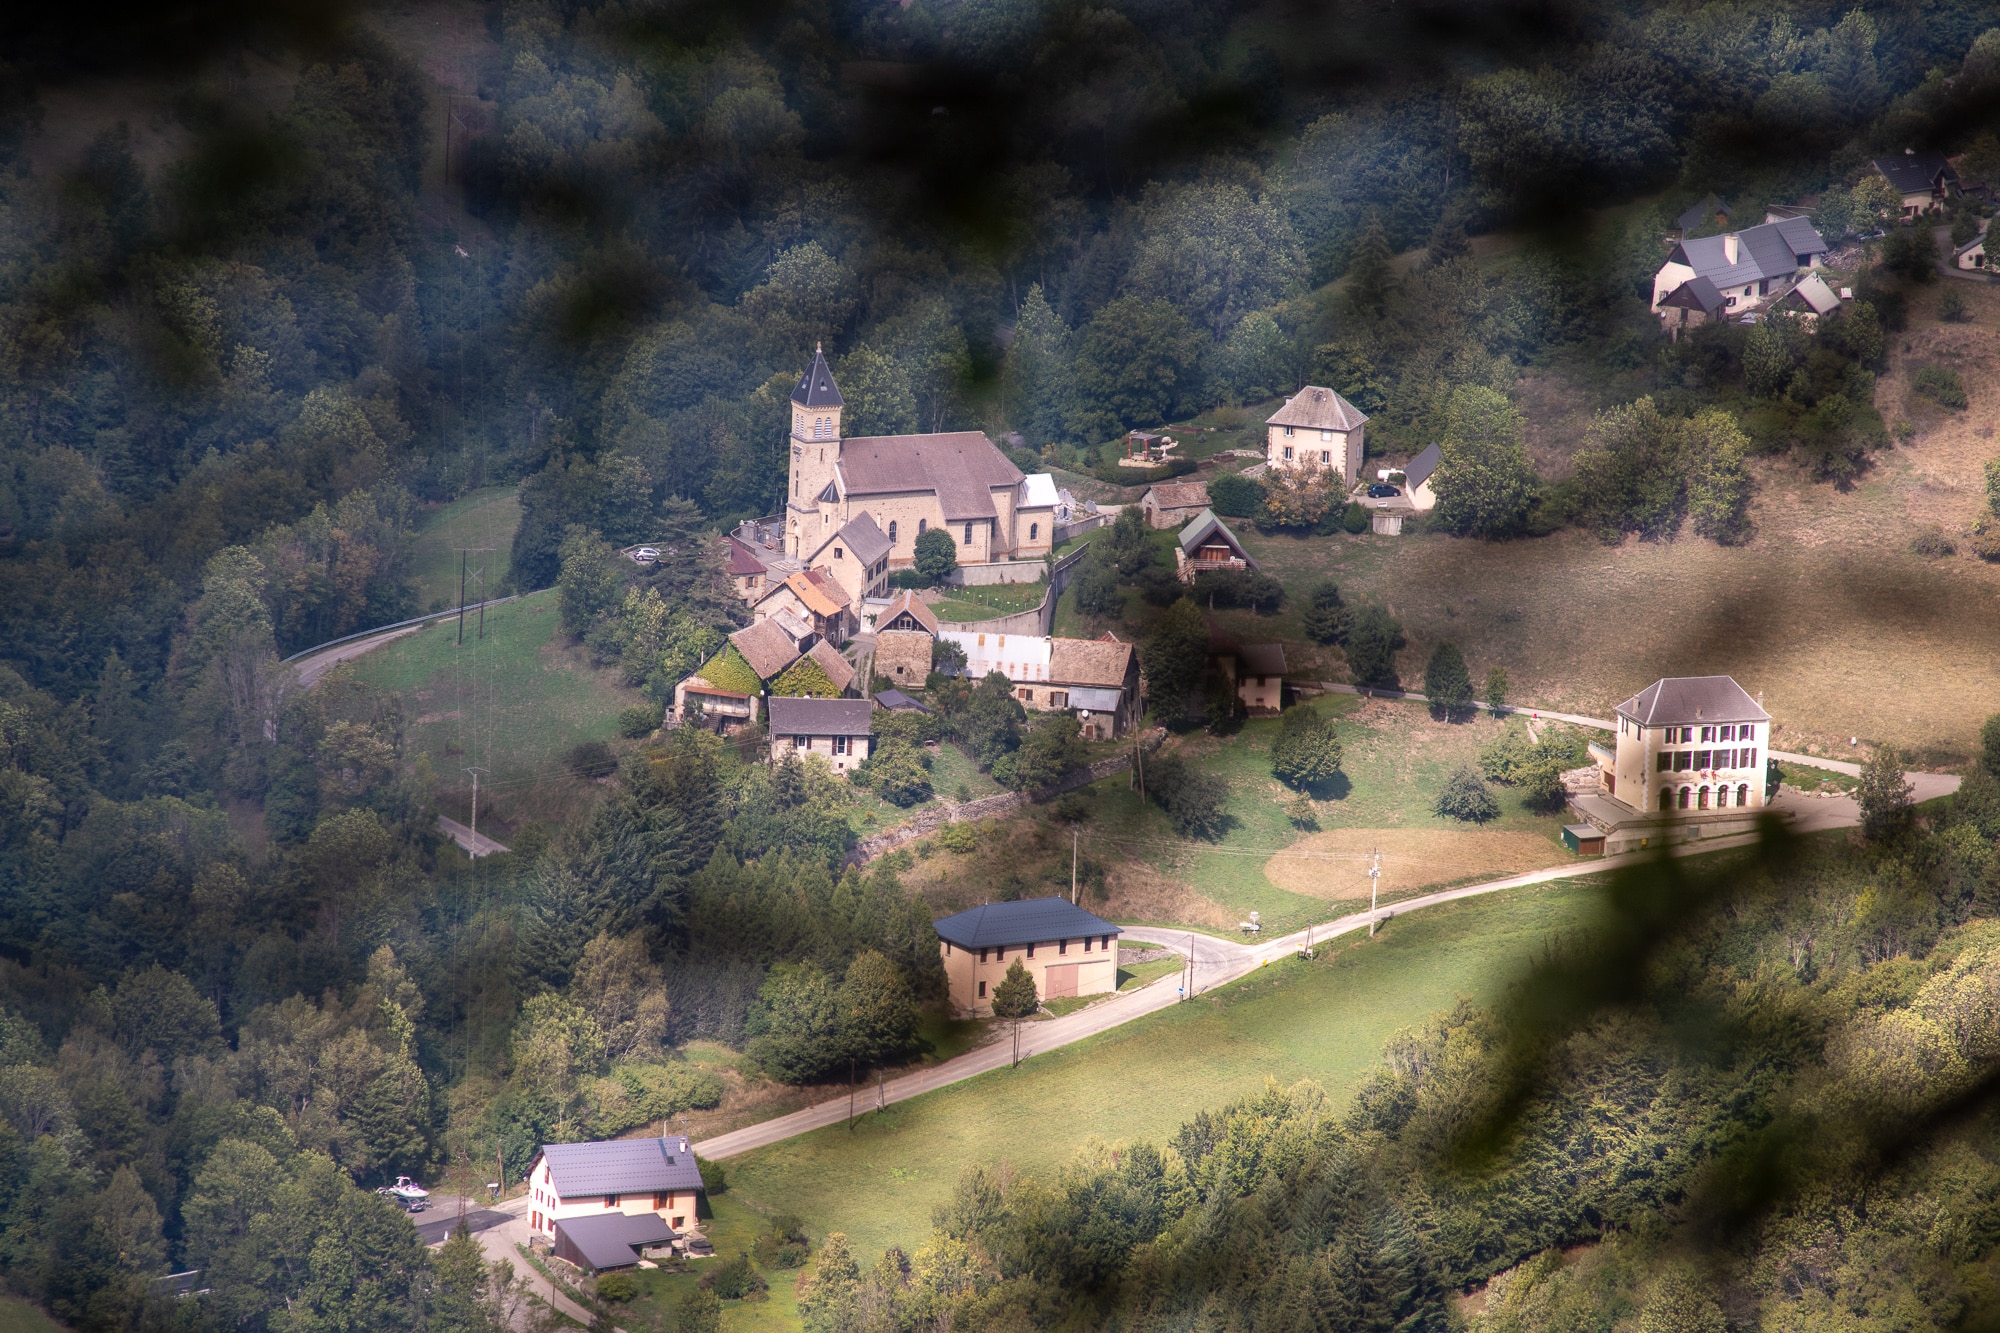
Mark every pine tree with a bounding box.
[1423,643,1474,721]
[1343,214,1399,321]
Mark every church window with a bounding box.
[964,522,974,544]
[888,521,897,542]
[1030,523,1038,541]
[918,519,927,535]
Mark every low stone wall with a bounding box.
[935,544,1090,639]
[848,728,1165,865]
[1051,512,1114,543]
[947,561,1052,587]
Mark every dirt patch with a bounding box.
[1264,827,1569,900]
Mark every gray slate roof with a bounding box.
[1675,194,1730,232]
[791,346,844,408]
[555,1212,678,1273]
[541,1136,705,1199]
[837,432,1024,522]
[1266,386,1368,432]
[1404,442,1441,490]
[1665,219,1826,290]
[768,695,876,737]
[1239,643,1286,677]
[1874,151,1957,196]
[1177,510,1259,568]
[933,896,1122,949]
[1659,275,1726,314]
[874,688,932,712]
[1614,676,1769,727]
[835,511,892,566]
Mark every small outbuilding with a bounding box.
[1561,824,1606,856]
[935,897,1123,1016]
[874,688,932,713]
[1139,480,1212,530]
[1175,510,1258,581]
[553,1212,679,1275]
[1405,442,1441,513]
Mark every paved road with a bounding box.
[473,1197,627,1332]
[412,1203,512,1246]
[294,623,426,687]
[1934,223,1993,282]
[438,814,511,857]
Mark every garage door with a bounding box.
[1043,964,1079,998]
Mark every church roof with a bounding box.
[791,346,844,408]
[837,432,1024,522]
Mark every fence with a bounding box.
[847,728,1166,865]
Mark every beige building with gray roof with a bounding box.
[1266,385,1368,489]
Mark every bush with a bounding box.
[1271,708,1343,792]
[1434,766,1500,822]
[695,1155,727,1196]
[1910,524,1957,558]
[1341,502,1370,534]
[617,702,664,738]
[890,568,927,589]
[1190,568,1284,613]
[1879,226,1938,283]
[1940,289,1970,322]
[700,1253,767,1300]
[1144,755,1230,839]
[937,821,979,852]
[595,1273,638,1304]
[1210,471,1266,518]
[1913,365,1968,410]
[564,740,617,779]
[1302,581,1346,644]
[1342,603,1404,688]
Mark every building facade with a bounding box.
[525,1135,706,1242]
[767,696,876,774]
[1265,386,1368,489]
[935,897,1123,1016]
[1597,675,1770,815]
[1650,218,1828,333]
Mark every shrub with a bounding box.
[890,568,927,589]
[617,702,664,738]
[1434,766,1500,822]
[1302,581,1346,644]
[1271,708,1343,792]
[1910,524,1957,558]
[937,821,979,852]
[1144,755,1230,839]
[1341,502,1370,534]
[1343,603,1404,688]
[700,1253,768,1300]
[1970,516,2000,562]
[564,740,617,780]
[595,1273,638,1304]
[1940,289,1970,322]
[695,1155,727,1196]
[1913,365,1968,410]
[1209,471,1266,517]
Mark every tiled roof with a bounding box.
[1404,442,1441,490]
[879,590,939,636]
[875,688,932,712]
[730,620,801,681]
[1615,676,1769,727]
[933,896,1121,950]
[541,1136,703,1199]
[724,537,769,576]
[837,433,1025,521]
[1239,643,1286,676]
[1266,386,1368,431]
[1145,481,1211,511]
[791,346,843,408]
[1874,151,1956,195]
[767,696,876,737]
[554,1213,678,1273]
[807,640,856,694]
[786,570,848,619]
[1049,637,1133,688]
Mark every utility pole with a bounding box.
[848,1058,856,1129]
[1368,850,1382,938]
[1071,826,1079,904]
[464,766,488,857]
[457,550,467,645]
[1187,932,1195,998]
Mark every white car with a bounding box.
[631,547,660,564]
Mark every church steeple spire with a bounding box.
[791,343,844,408]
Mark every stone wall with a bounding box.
[848,728,1165,865]
[936,544,1091,638]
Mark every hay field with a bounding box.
[1265,827,1570,900]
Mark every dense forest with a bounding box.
[3,0,2000,1327]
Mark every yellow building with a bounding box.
[784,346,1057,566]
[1571,675,1773,854]
[935,897,1122,1016]
[1265,385,1368,490]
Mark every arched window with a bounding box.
[1030,523,1038,541]
[1697,786,1710,809]
[1659,790,1672,812]
[1677,787,1691,809]
[1714,786,1728,808]
[1738,783,1751,806]
[917,519,927,535]
[888,521,898,543]
[964,522,974,544]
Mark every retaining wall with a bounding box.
[936,544,1091,638]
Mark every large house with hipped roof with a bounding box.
[785,346,1057,568]
[938,629,1142,738]
[1873,150,1958,218]
[1265,386,1368,489]
[935,897,1123,1015]
[1569,675,1773,855]
[1651,217,1829,336]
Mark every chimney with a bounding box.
[1723,232,1739,264]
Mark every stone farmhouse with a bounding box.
[1651,217,1829,336]
[938,628,1142,738]
[767,696,875,774]
[872,590,938,687]
[1873,150,1959,218]
[1570,675,1771,854]
[1265,386,1368,490]
[1139,480,1211,529]
[935,897,1122,1016]
[526,1135,706,1273]
[785,346,1058,568]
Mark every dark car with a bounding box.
[1366,483,1401,498]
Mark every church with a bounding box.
[784,346,1057,599]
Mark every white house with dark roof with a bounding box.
[1572,675,1772,853]
[1266,386,1368,489]
[525,1135,706,1249]
[783,346,1057,567]
[767,695,876,773]
[1873,150,1959,218]
[934,896,1123,1014]
[1651,218,1827,334]
[1404,442,1441,513]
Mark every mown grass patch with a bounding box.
[407,486,520,612]
[616,1191,802,1333]
[726,878,1606,1263]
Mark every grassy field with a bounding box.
[726,876,1606,1262]
[0,1295,63,1333]
[928,579,1047,623]
[407,486,521,612]
[609,1191,805,1333]
[350,587,643,831]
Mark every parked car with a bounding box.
[1366,483,1401,498]
[631,546,660,564]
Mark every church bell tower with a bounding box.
[786,343,844,557]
